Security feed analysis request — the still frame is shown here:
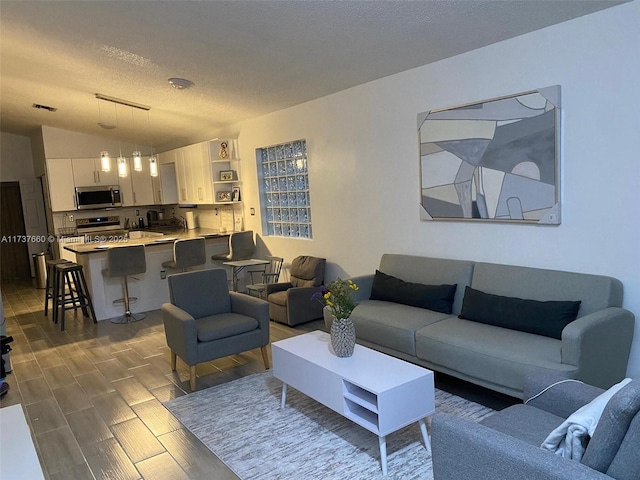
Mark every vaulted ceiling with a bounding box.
[0,0,626,151]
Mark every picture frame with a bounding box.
[417,86,561,225]
[216,191,232,202]
[219,170,235,181]
[232,186,241,202]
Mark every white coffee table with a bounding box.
[272,330,435,475]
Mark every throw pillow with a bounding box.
[459,286,581,339]
[369,270,457,314]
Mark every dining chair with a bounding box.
[246,256,284,299]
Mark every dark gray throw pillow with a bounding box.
[370,270,457,314]
[459,286,581,339]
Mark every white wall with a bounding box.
[234,3,640,376]
[0,132,34,180]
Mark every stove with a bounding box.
[76,216,128,242]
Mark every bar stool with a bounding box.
[103,245,147,324]
[53,262,97,331]
[162,238,206,272]
[44,258,70,318]
[212,231,255,289]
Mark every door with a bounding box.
[19,178,49,277]
[0,183,31,283]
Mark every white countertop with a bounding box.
[64,228,230,254]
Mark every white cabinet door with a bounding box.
[97,164,119,185]
[131,158,155,206]
[46,158,76,211]
[153,163,178,205]
[71,158,119,186]
[191,143,213,204]
[118,162,135,207]
[71,158,98,186]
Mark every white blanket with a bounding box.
[541,377,632,461]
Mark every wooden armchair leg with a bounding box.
[171,351,177,371]
[261,345,271,369]
[189,365,197,391]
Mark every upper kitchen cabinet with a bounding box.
[72,158,119,186]
[46,158,76,211]
[119,158,155,207]
[152,163,178,205]
[174,142,214,205]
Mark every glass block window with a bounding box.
[257,140,312,238]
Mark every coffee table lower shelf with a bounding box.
[272,331,435,475]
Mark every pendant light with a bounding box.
[117,155,128,177]
[115,104,128,177]
[100,151,111,172]
[147,110,158,177]
[131,108,143,172]
[97,98,112,172]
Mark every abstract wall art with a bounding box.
[418,86,561,224]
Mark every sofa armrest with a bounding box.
[432,413,610,480]
[561,307,635,388]
[266,282,293,295]
[230,292,270,344]
[523,373,604,418]
[286,286,325,324]
[161,303,198,365]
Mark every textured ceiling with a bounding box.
[0,0,626,151]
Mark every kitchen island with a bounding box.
[64,228,231,321]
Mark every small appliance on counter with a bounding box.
[185,211,197,230]
[138,217,145,229]
[147,210,159,224]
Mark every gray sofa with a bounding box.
[432,373,640,480]
[324,254,634,398]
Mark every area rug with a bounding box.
[165,371,494,480]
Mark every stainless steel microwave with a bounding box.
[75,185,122,210]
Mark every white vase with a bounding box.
[330,317,356,357]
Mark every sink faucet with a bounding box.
[177,215,188,231]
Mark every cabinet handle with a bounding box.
[158,190,162,203]
[97,171,100,184]
[181,188,186,201]
[198,187,203,200]
[93,171,97,183]
[133,192,137,204]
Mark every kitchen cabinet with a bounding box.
[119,158,155,206]
[46,158,76,212]
[152,163,178,205]
[174,143,214,204]
[71,158,119,186]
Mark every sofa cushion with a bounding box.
[581,380,640,476]
[459,286,581,339]
[370,270,457,313]
[351,300,453,356]
[481,404,565,448]
[196,313,259,342]
[416,317,577,396]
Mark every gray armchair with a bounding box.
[266,255,326,326]
[162,268,270,391]
[432,373,640,480]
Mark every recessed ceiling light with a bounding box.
[168,78,194,90]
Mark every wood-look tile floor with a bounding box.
[1,280,323,480]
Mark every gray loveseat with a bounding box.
[324,254,634,398]
[432,373,640,480]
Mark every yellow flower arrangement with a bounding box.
[313,278,359,320]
